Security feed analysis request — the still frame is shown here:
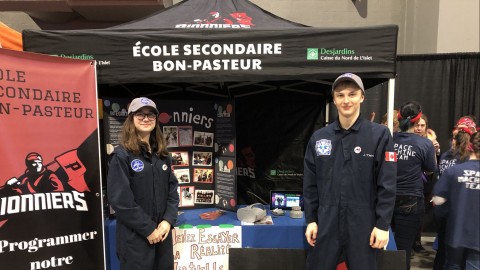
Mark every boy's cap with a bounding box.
[332,73,365,94]
[127,97,158,114]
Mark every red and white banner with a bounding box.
[0,48,105,270]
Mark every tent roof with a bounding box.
[111,0,306,29]
[23,0,398,92]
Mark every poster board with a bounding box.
[102,98,237,211]
[0,48,105,270]
[213,101,237,210]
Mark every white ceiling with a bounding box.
[0,0,175,29]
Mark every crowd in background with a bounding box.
[382,106,479,270]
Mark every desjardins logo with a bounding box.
[52,53,95,60]
[306,48,356,60]
[319,48,355,56]
[307,48,318,60]
[270,169,302,176]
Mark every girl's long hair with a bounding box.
[471,132,480,158]
[120,114,168,157]
[453,131,472,162]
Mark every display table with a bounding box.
[104,207,397,270]
[176,207,309,249]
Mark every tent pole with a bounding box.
[387,78,396,135]
[325,102,330,127]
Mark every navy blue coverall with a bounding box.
[107,146,179,270]
[303,117,397,270]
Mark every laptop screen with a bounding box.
[270,190,304,210]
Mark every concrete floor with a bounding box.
[411,234,436,270]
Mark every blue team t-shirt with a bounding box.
[433,160,480,251]
[393,132,437,197]
[439,149,459,175]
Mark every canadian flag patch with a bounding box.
[385,152,397,162]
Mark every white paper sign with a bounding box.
[173,226,242,270]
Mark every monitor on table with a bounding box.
[270,190,303,211]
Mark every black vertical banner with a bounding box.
[102,98,130,147]
[213,101,237,211]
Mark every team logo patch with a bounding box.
[354,146,361,154]
[140,98,152,105]
[315,139,332,156]
[385,152,397,162]
[162,164,168,171]
[131,159,144,172]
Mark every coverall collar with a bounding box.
[334,114,363,132]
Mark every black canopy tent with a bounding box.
[22,0,397,90]
[22,0,399,204]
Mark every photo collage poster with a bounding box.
[159,100,216,209]
[102,98,236,210]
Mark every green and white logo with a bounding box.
[270,170,277,176]
[307,48,318,60]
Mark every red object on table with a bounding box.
[199,210,225,220]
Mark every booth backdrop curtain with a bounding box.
[358,52,479,233]
[363,52,479,155]
[235,91,325,204]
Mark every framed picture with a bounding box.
[216,143,230,155]
[193,168,214,183]
[217,159,234,173]
[195,190,215,204]
[192,151,212,166]
[171,151,189,167]
[163,126,178,148]
[178,126,193,147]
[179,186,195,207]
[193,131,214,147]
[174,168,190,184]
